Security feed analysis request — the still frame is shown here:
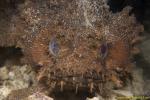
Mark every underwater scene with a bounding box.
[0,0,149,100]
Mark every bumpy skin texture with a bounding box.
[0,0,143,99]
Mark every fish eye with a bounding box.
[100,43,108,59]
[49,38,59,56]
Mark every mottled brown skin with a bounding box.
[0,0,144,99]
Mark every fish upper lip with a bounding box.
[49,74,105,84]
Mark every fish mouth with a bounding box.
[43,71,108,94]
[52,81,98,94]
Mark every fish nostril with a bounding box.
[49,37,59,56]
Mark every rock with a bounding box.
[0,65,36,100]
[27,92,53,100]
[0,86,11,100]
[86,97,100,100]
[0,67,9,80]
